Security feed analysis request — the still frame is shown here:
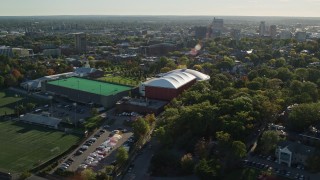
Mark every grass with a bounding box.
[97,74,139,86]
[0,120,81,173]
[47,77,132,96]
[0,90,24,116]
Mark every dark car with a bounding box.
[74,150,83,156]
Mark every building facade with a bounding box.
[75,33,87,53]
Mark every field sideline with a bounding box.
[0,120,81,173]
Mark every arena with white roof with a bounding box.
[139,69,210,101]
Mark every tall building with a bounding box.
[270,25,277,39]
[211,17,224,37]
[194,26,207,39]
[259,21,266,36]
[75,33,87,53]
[212,18,224,31]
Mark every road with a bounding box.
[122,140,156,180]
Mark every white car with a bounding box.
[79,164,88,169]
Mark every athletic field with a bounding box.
[0,120,81,173]
[0,90,23,116]
[47,77,132,96]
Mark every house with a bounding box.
[275,141,315,167]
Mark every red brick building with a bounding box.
[139,69,210,101]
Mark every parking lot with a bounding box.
[245,154,318,180]
[31,100,92,124]
[53,108,135,174]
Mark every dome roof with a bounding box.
[171,69,210,81]
[143,69,210,89]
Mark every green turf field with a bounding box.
[0,90,23,116]
[47,77,132,96]
[0,120,81,173]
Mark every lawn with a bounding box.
[0,120,81,173]
[0,90,23,116]
[97,74,139,86]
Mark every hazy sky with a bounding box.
[1,0,320,17]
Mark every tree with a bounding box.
[46,68,55,75]
[132,117,150,139]
[145,113,156,125]
[260,130,281,154]
[12,69,22,79]
[91,108,99,116]
[180,153,194,175]
[26,103,35,112]
[194,159,220,180]
[160,67,171,73]
[4,74,17,87]
[287,103,320,132]
[306,155,320,172]
[0,75,4,88]
[116,146,129,165]
[231,141,247,160]
[81,169,96,180]
[195,138,210,159]
[18,171,31,180]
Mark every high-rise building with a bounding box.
[194,26,207,39]
[212,18,224,31]
[259,21,266,36]
[211,17,224,37]
[75,33,87,53]
[270,25,277,39]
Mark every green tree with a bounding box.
[194,159,220,180]
[231,141,247,160]
[81,168,97,180]
[0,75,4,88]
[18,171,31,180]
[116,146,129,165]
[26,103,35,112]
[288,103,320,132]
[180,153,194,175]
[260,130,282,154]
[132,117,150,139]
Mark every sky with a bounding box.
[1,0,320,17]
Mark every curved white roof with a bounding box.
[172,69,210,81]
[143,69,210,89]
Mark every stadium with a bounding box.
[44,77,133,108]
[139,69,210,101]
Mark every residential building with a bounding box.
[275,141,315,167]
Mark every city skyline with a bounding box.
[1,0,320,17]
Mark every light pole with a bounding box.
[73,102,77,127]
[48,96,53,115]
